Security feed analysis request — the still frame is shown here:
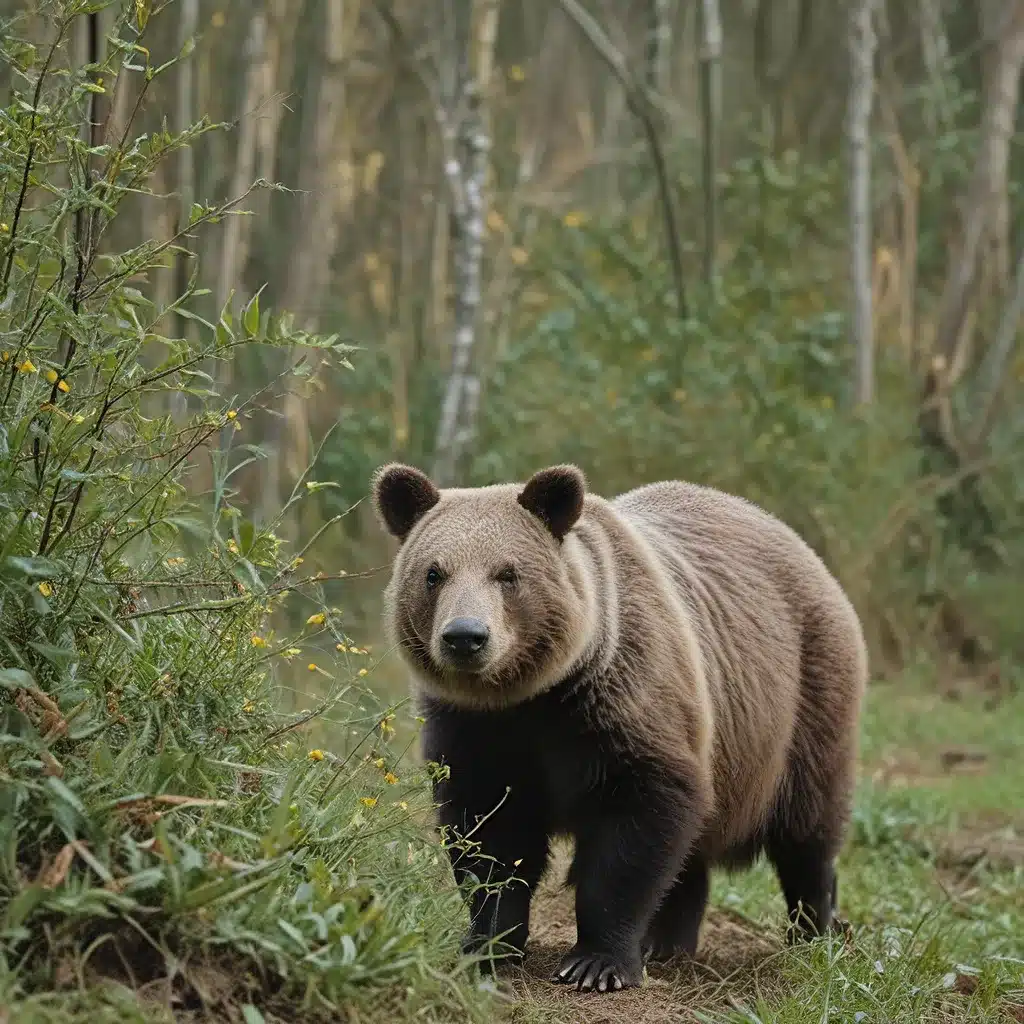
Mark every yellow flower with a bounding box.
[336,643,347,652]
[373,757,386,769]
[508,64,526,82]
[562,210,586,229]
[226,409,237,420]
[394,801,409,811]
[242,700,256,714]
[358,668,368,677]
[285,647,302,657]
[250,635,267,648]
[379,715,396,741]
[307,663,318,672]
[18,359,37,373]
[306,612,325,626]
[38,581,53,597]
[292,556,304,566]
[359,797,378,808]
[308,749,324,761]
[384,772,399,785]
[1,351,9,362]
[226,539,238,554]
[57,380,70,393]
[45,369,58,383]
[510,246,529,266]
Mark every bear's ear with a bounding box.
[517,464,586,541]
[371,463,441,541]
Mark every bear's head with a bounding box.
[371,463,595,709]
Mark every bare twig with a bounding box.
[555,0,688,317]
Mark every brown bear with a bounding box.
[371,462,867,994]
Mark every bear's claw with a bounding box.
[552,948,642,992]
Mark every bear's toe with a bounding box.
[552,947,643,992]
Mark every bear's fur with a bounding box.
[371,462,867,994]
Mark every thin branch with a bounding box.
[555,0,687,318]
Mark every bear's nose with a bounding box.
[441,618,490,657]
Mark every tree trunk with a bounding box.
[645,0,672,94]
[217,8,268,312]
[933,2,1024,372]
[172,0,198,421]
[431,0,501,487]
[280,0,358,327]
[848,0,878,406]
[698,0,722,292]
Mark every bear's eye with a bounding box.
[425,565,444,591]
[494,566,518,587]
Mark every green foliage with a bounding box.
[0,4,490,1020]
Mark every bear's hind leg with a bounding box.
[641,856,708,962]
[768,834,838,942]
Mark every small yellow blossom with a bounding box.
[306,612,326,626]
[308,749,324,761]
[284,647,302,657]
[307,663,318,672]
[373,757,386,769]
[510,246,529,266]
[336,643,347,652]
[358,668,368,677]
[250,635,267,648]
[384,772,399,785]
[45,369,58,383]
[57,380,70,393]
[1,351,9,362]
[38,581,53,597]
[508,64,526,82]
[359,797,378,808]
[242,700,256,714]
[292,556,304,566]
[226,409,237,420]
[226,539,239,554]
[394,801,409,811]
[73,413,85,424]
[18,359,37,373]
[379,715,396,741]
[562,210,586,229]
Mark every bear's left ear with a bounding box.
[517,464,586,542]
[371,463,441,541]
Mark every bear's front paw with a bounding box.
[552,946,643,993]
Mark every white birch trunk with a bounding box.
[432,0,500,487]
[848,0,878,406]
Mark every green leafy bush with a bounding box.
[0,4,490,1020]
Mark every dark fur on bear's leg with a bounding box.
[641,856,709,962]
[554,781,703,993]
[424,710,550,975]
[769,834,838,943]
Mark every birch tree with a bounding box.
[699,0,722,291]
[431,0,500,487]
[847,0,877,406]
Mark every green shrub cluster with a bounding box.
[0,4,489,1020]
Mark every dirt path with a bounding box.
[503,843,785,1024]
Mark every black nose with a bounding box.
[441,617,490,657]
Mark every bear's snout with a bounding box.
[440,617,491,660]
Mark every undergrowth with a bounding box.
[0,3,492,1021]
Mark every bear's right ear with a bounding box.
[517,464,586,542]
[371,463,441,541]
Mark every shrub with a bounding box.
[0,3,490,1020]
